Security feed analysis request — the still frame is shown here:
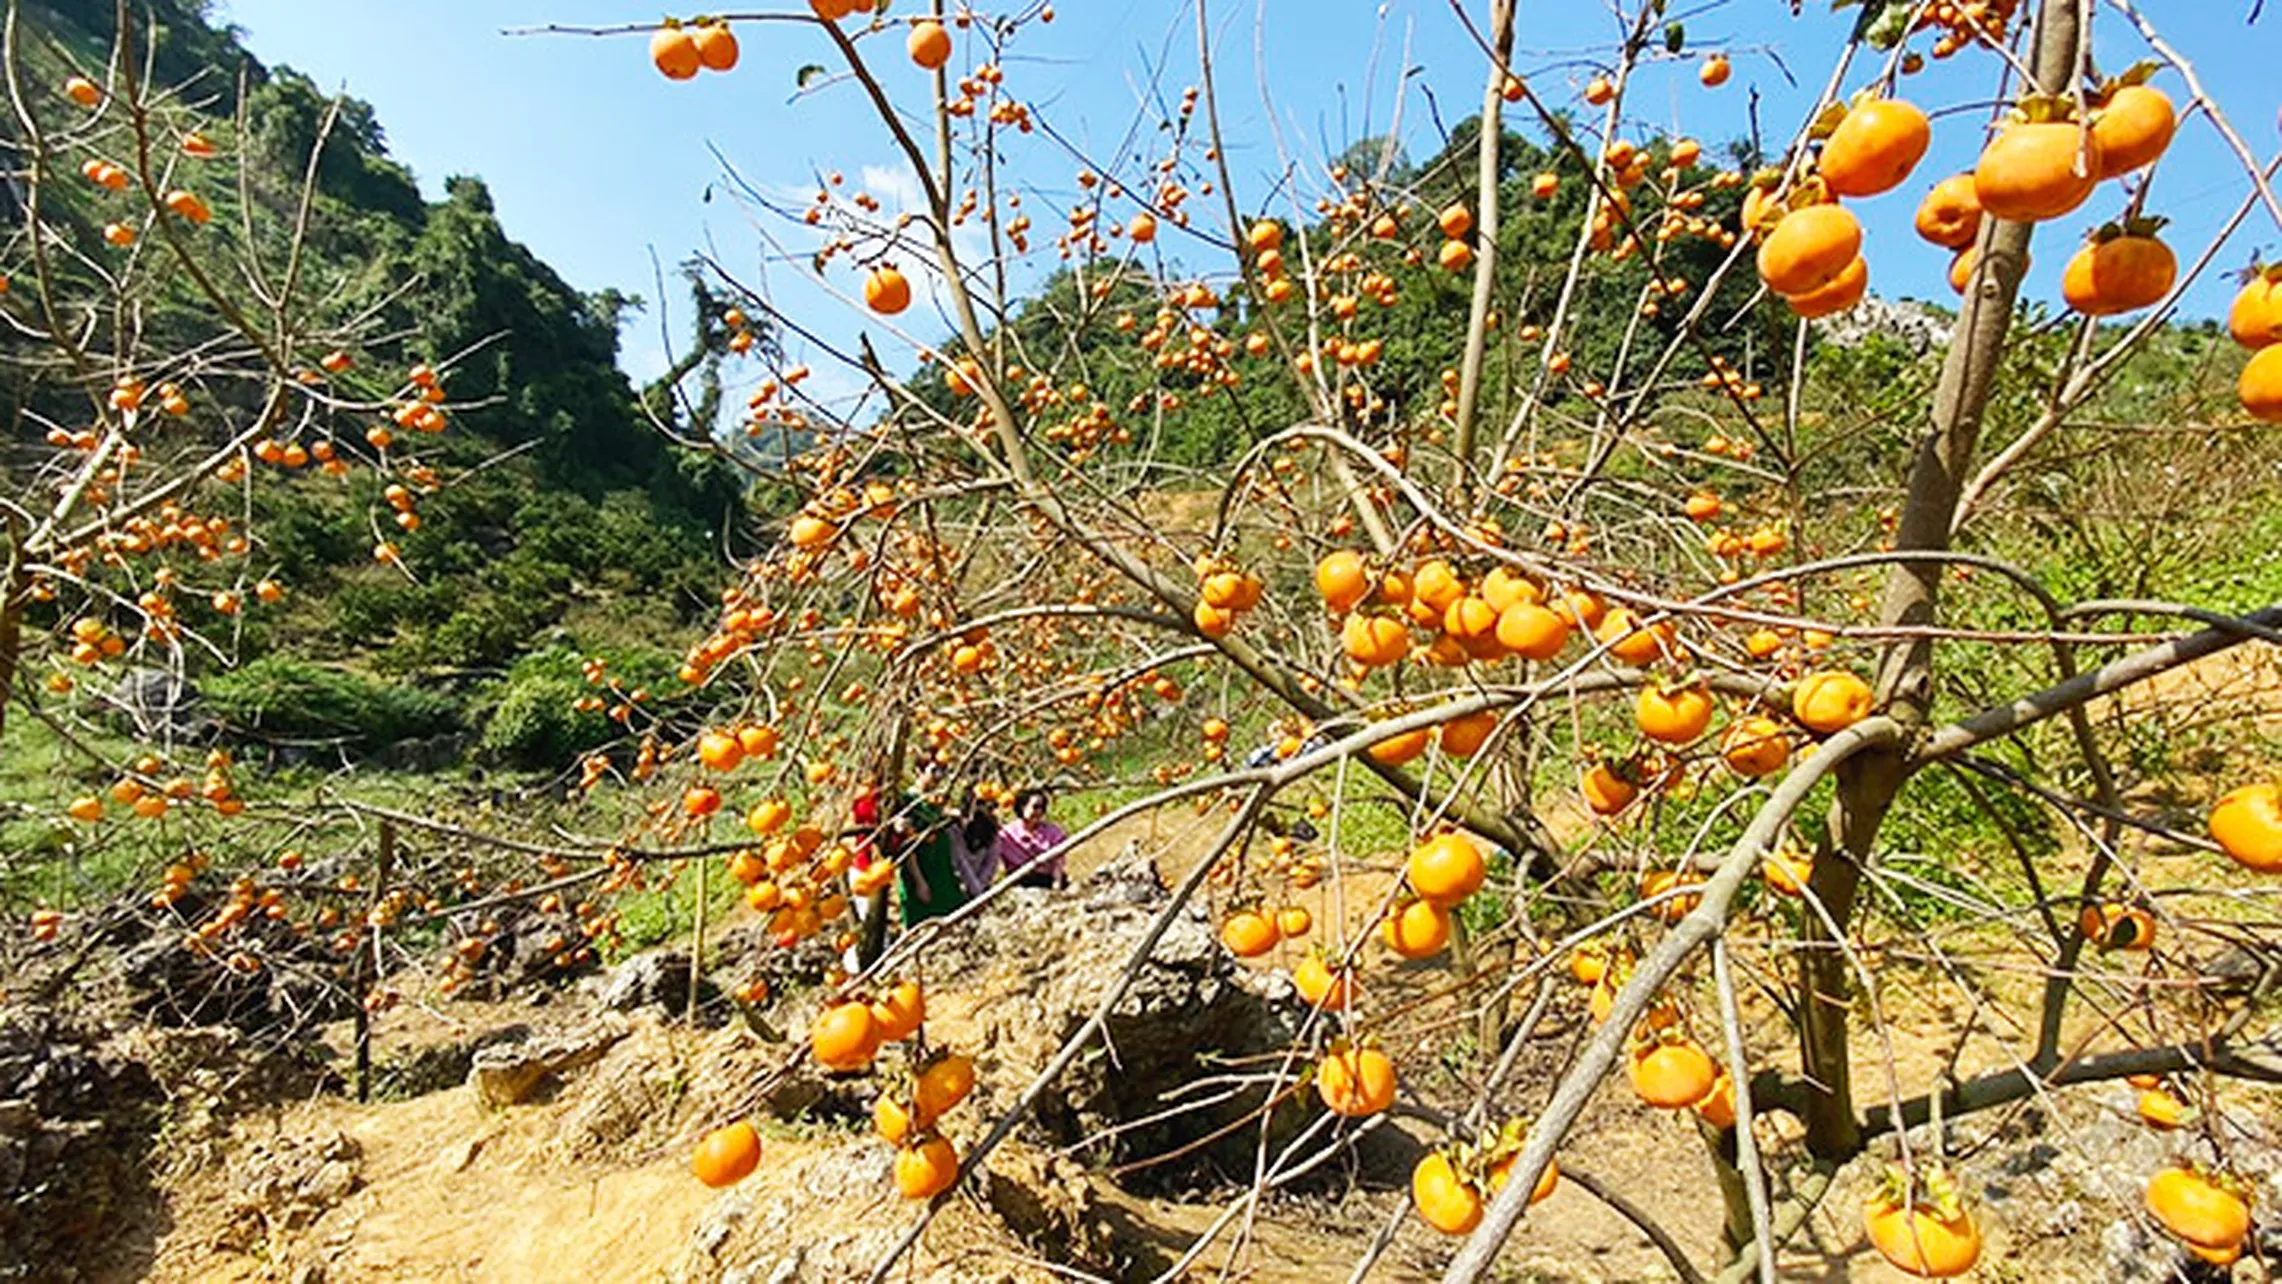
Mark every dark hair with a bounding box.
[962,808,1000,854]
[1012,787,1051,818]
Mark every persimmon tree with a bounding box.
[0,0,657,1032]
[0,0,467,833]
[542,0,2282,1279]
[17,0,2282,1279]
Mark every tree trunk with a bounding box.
[1794,0,2084,1163]
[0,523,26,741]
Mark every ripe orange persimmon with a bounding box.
[812,1001,881,1071]
[1292,952,1355,1010]
[1412,1151,1484,1235]
[1478,567,1539,612]
[1381,898,1451,959]
[1220,909,1280,957]
[1786,255,1867,318]
[1865,1191,1983,1278]
[2091,83,2175,178]
[1974,119,2102,222]
[1792,670,1874,733]
[1757,204,1862,297]
[865,266,913,315]
[1126,210,1157,243]
[2239,344,2282,423]
[1581,762,1638,816]
[746,798,791,835]
[692,1120,762,1187]
[1276,906,1312,938]
[1638,868,1703,922]
[1342,613,1409,667]
[2135,1088,2187,1130]
[2144,1167,2250,1254]
[1818,98,1930,198]
[692,21,738,72]
[1412,560,1464,611]
[1913,173,1983,249]
[737,724,780,759]
[914,1051,975,1120]
[1628,1038,1717,1108]
[1698,55,1729,88]
[1192,599,1236,638]
[2227,268,2282,349]
[1496,601,1570,660]
[64,75,101,106]
[1596,607,1674,666]
[1316,1044,1397,1116]
[1485,1148,1560,1206]
[895,1134,959,1199]
[1635,682,1713,745]
[1316,550,1370,612]
[908,20,952,70]
[789,513,836,547]
[1437,239,1474,272]
[1408,832,1486,906]
[651,24,702,80]
[2061,228,2175,316]
[1438,203,1473,238]
[1367,724,1431,767]
[873,1093,919,1144]
[696,730,744,772]
[1693,1073,1737,1129]
[1763,848,1814,896]
[1554,588,1605,630]
[1721,715,1790,777]
[1439,711,1498,759]
[2209,782,2282,872]
[871,979,926,1042]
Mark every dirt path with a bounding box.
[149,1084,730,1283]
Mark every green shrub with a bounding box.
[472,645,678,767]
[205,656,460,746]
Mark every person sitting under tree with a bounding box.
[997,787,1069,891]
[950,785,1002,897]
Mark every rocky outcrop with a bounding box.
[0,1006,163,1281]
[468,1012,632,1107]
[905,847,1307,1180]
[216,1128,363,1249]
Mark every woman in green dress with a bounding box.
[895,791,966,927]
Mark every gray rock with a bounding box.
[467,1013,631,1107]
[596,949,722,1019]
[905,845,1308,1176]
[110,666,202,740]
[1813,294,1953,353]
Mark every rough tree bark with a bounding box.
[1795,0,2084,1167]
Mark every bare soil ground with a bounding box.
[97,647,2282,1281]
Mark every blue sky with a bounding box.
[215,1,2278,406]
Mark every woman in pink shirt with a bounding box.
[997,788,1068,890]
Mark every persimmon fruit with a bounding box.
[692,1120,762,1187]
[1818,98,1930,198]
